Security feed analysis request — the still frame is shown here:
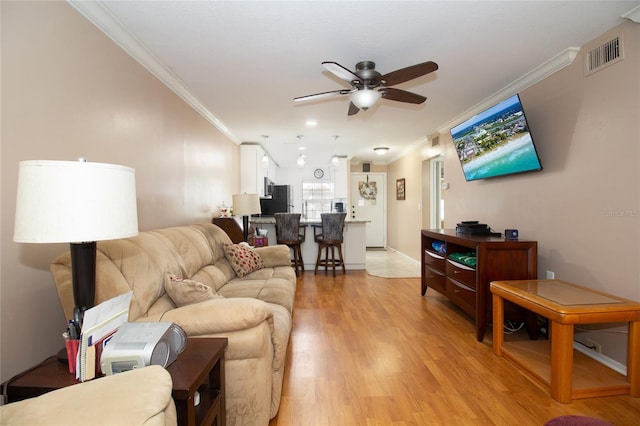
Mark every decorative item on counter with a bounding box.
[218,202,231,217]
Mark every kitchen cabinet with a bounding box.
[240,144,277,196]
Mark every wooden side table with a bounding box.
[491,279,640,403]
[3,337,228,426]
[167,337,227,426]
[3,355,77,402]
[212,217,244,244]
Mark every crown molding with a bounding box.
[67,0,240,144]
[437,47,579,134]
[621,5,640,24]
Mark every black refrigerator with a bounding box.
[259,185,291,216]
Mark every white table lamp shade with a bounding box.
[232,193,261,217]
[14,160,139,243]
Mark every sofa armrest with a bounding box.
[0,366,176,426]
[254,244,291,268]
[149,297,273,335]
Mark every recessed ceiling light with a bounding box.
[374,147,389,155]
[305,120,317,127]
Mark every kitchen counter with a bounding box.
[249,216,368,270]
[250,217,369,225]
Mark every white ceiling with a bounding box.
[72,1,639,167]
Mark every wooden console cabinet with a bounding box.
[421,229,538,341]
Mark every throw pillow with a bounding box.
[223,243,264,278]
[164,272,224,307]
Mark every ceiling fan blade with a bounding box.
[380,88,427,104]
[381,61,439,86]
[294,89,350,102]
[347,102,360,116]
[322,61,361,84]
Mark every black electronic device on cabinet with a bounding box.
[456,221,500,236]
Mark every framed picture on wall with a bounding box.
[396,178,405,200]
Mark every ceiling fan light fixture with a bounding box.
[350,89,381,110]
[374,147,389,155]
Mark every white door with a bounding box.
[350,172,386,247]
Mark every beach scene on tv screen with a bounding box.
[451,94,542,181]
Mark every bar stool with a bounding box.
[274,213,305,276]
[314,212,347,276]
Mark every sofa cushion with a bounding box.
[224,243,264,277]
[164,272,224,307]
[221,267,296,314]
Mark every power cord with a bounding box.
[503,320,524,334]
[574,340,599,351]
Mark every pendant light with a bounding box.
[261,135,269,167]
[296,154,306,169]
[331,135,340,167]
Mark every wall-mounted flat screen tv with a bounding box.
[450,94,542,181]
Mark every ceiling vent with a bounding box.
[584,30,624,77]
[430,134,440,147]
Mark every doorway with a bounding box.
[430,156,445,229]
[350,172,386,247]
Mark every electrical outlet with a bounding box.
[546,270,555,279]
[586,338,602,353]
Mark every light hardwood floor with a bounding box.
[269,271,640,426]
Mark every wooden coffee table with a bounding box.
[490,279,640,403]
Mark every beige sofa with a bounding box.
[0,365,176,425]
[50,223,297,426]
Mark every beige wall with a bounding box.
[387,144,443,258]
[387,22,639,364]
[1,1,239,382]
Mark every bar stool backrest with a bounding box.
[320,213,346,242]
[275,213,302,242]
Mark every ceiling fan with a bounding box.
[294,60,438,116]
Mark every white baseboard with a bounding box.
[573,342,626,375]
[384,247,421,265]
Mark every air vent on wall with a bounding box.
[584,30,624,77]
[430,135,440,147]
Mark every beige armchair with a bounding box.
[0,366,176,425]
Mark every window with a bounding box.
[302,181,334,219]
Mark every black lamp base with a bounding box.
[242,215,250,242]
[70,242,96,311]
